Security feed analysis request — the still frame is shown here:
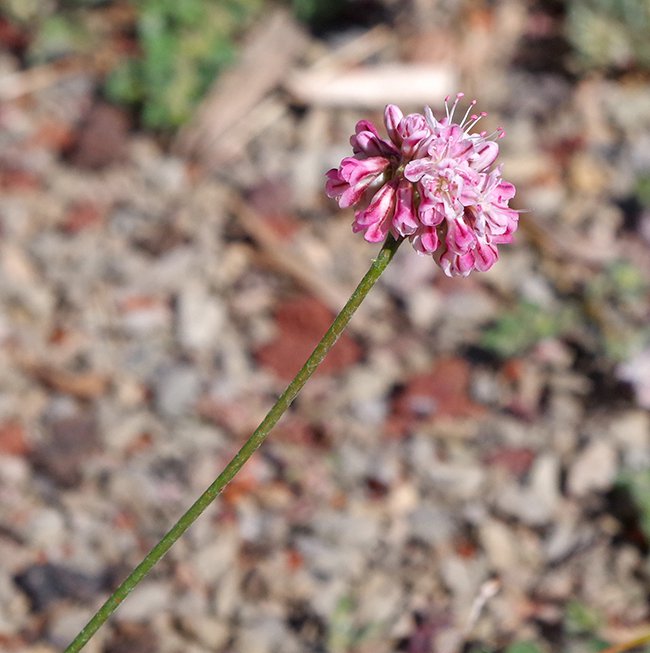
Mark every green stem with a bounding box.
[64,235,403,653]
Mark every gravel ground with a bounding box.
[1,3,649,652]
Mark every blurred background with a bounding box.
[0,1,649,652]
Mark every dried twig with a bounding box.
[229,194,351,315]
[0,60,86,101]
[174,9,307,167]
[598,631,650,653]
[463,578,501,637]
[286,63,457,108]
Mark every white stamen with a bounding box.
[424,105,437,129]
[446,92,464,122]
[459,100,478,129]
[484,126,506,141]
[464,111,487,134]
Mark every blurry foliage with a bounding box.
[482,260,648,361]
[466,642,546,653]
[1,0,383,129]
[617,469,650,540]
[105,0,263,128]
[635,175,650,208]
[481,302,577,358]
[289,0,386,32]
[326,596,380,653]
[290,0,349,27]
[567,0,650,71]
[564,599,602,636]
[0,0,103,30]
[584,260,650,361]
[504,643,544,653]
[1,0,263,129]
[1,1,102,61]
[27,12,93,61]
[0,0,42,22]
[563,600,612,653]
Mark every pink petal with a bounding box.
[351,130,383,156]
[338,175,376,208]
[483,205,518,235]
[470,141,499,171]
[495,180,516,203]
[404,158,434,182]
[439,251,453,276]
[393,180,419,236]
[384,104,404,146]
[448,138,474,162]
[419,205,445,227]
[473,240,498,271]
[339,156,389,185]
[401,129,432,158]
[446,217,475,254]
[456,251,476,276]
[491,214,519,244]
[353,181,397,243]
[440,250,475,277]
[424,106,440,130]
[410,226,439,254]
[356,119,380,138]
[325,168,346,199]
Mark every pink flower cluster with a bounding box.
[326,94,518,276]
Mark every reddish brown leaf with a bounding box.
[60,201,105,234]
[256,295,362,380]
[483,447,536,478]
[68,102,130,169]
[391,357,485,433]
[0,420,30,456]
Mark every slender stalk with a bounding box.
[64,235,403,653]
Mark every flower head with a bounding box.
[325,94,519,276]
